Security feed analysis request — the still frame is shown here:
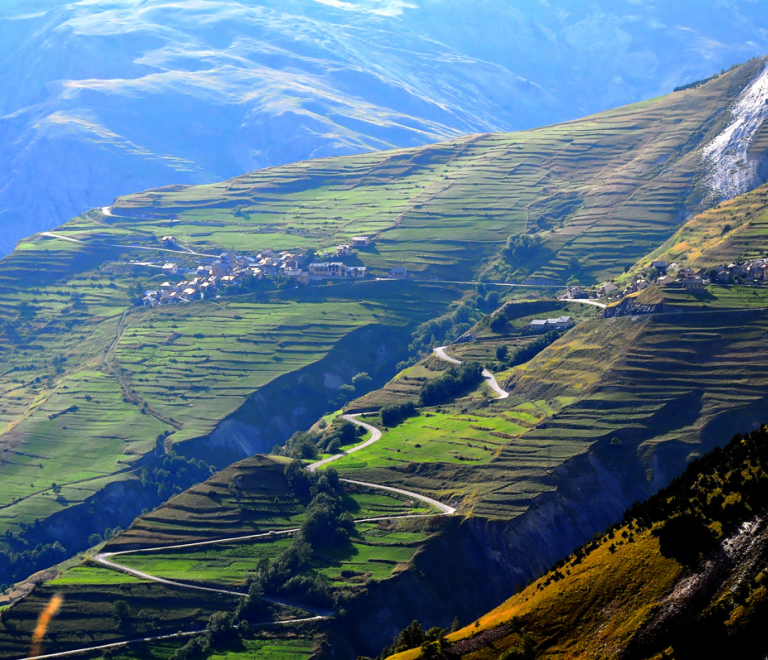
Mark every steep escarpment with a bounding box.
[339,432,699,658]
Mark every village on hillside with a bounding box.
[140,236,411,307]
[563,257,768,303]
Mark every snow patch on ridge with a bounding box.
[702,62,768,202]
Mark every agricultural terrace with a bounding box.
[89,637,316,660]
[349,300,599,410]
[643,181,768,269]
[0,224,457,544]
[0,577,309,660]
[0,454,440,659]
[327,308,768,520]
[101,62,763,285]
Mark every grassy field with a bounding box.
[107,455,434,551]
[92,637,316,660]
[0,60,761,549]
[114,518,431,590]
[323,306,768,520]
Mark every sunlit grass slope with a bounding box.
[0,250,453,540]
[643,181,768,268]
[329,307,768,520]
[389,426,768,660]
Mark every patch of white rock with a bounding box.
[702,61,768,201]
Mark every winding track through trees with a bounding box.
[19,414,455,660]
[434,346,510,400]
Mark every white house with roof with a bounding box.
[529,316,575,332]
[597,282,619,298]
[162,262,178,276]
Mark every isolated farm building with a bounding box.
[597,282,619,298]
[352,236,371,247]
[336,245,353,256]
[389,267,408,280]
[162,262,178,276]
[682,277,705,290]
[529,316,574,332]
[161,235,176,247]
[651,260,668,274]
[565,285,588,299]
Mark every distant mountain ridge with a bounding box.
[2,0,768,255]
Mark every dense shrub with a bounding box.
[247,462,350,607]
[505,331,560,367]
[504,234,541,264]
[281,419,366,459]
[380,402,417,427]
[419,362,484,406]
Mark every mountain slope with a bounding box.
[387,424,768,660]
[104,58,768,285]
[2,61,768,657]
[3,0,768,255]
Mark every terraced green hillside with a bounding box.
[0,228,458,588]
[79,58,766,285]
[3,58,768,659]
[642,181,768,268]
[12,287,768,660]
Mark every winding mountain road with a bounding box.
[307,414,381,472]
[434,346,510,400]
[21,413,455,659]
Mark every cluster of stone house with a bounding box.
[144,249,274,306]
[142,238,381,307]
[700,259,768,284]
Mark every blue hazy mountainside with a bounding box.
[1,0,767,255]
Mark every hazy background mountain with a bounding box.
[1,0,767,255]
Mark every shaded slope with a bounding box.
[387,424,768,660]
